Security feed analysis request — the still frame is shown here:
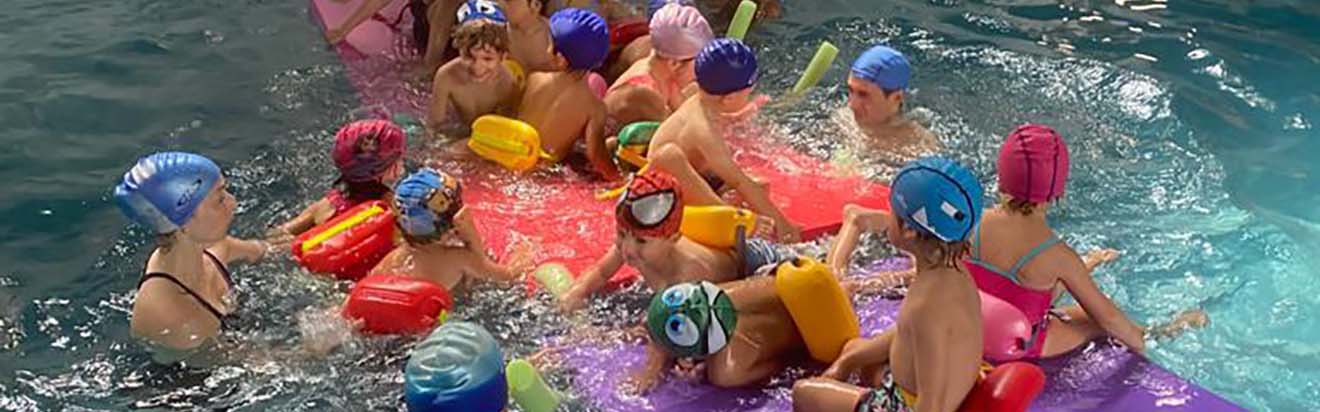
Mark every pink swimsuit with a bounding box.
[965,227,1061,360]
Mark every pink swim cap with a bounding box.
[333,120,406,183]
[997,124,1069,203]
[649,4,713,60]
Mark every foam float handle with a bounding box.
[533,263,574,298]
[792,41,839,95]
[507,358,562,412]
[727,0,758,40]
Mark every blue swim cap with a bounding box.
[889,156,983,242]
[405,322,507,412]
[394,168,463,239]
[549,8,610,70]
[648,0,695,17]
[695,38,758,96]
[851,45,911,92]
[457,0,506,24]
[113,152,222,234]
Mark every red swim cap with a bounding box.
[616,169,684,238]
[333,120,406,183]
[997,124,1069,203]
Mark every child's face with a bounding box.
[715,87,755,112]
[617,230,676,268]
[847,75,903,127]
[183,179,236,244]
[464,45,506,82]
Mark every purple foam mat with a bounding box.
[559,258,1244,412]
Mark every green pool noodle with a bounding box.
[727,0,758,40]
[507,359,562,412]
[533,263,574,298]
[617,121,660,148]
[792,41,840,95]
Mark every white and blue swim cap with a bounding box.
[889,156,983,242]
[113,152,221,234]
[457,0,507,24]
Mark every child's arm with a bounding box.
[828,204,891,277]
[325,0,394,44]
[584,101,620,180]
[703,139,802,241]
[427,68,455,132]
[211,236,270,264]
[822,330,894,381]
[559,245,625,312]
[273,199,331,238]
[911,315,973,412]
[453,209,487,256]
[1051,247,1146,353]
[629,339,674,394]
[369,247,410,276]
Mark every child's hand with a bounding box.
[753,214,777,239]
[625,368,664,395]
[557,288,588,313]
[775,217,803,243]
[1083,248,1121,270]
[672,358,707,382]
[506,242,539,280]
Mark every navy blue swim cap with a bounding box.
[889,156,983,242]
[113,152,222,234]
[695,38,758,96]
[549,8,610,70]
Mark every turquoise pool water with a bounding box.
[1,0,1316,411]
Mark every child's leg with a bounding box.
[705,332,785,388]
[791,378,870,412]
[1040,305,1105,358]
[650,145,726,206]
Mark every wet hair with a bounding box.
[336,178,393,205]
[452,20,510,55]
[897,219,970,269]
[999,193,1046,216]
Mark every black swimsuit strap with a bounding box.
[138,272,226,326]
[201,250,235,288]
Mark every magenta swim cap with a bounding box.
[649,4,713,60]
[997,124,1069,203]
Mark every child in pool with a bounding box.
[497,0,556,72]
[602,3,712,139]
[516,8,616,178]
[427,1,520,132]
[792,156,987,412]
[271,120,406,241]
[370,168,532,292]
[963,124,1206,357]
[327,0,465,74]
[113,152,271,356]
[559,169,788,312]
[833,45,939,163]
[646,38,801,241]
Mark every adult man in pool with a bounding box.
[835,45,940,161]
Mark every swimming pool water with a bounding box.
[1,0,1316,411]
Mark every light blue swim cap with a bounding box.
[851,45,911,92]
[113,152,221,234]
[695,38,758,95]
[889,156,983,242]
[549,8,610,70]
[405,322,507,412]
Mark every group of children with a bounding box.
[113,0,1207,410]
